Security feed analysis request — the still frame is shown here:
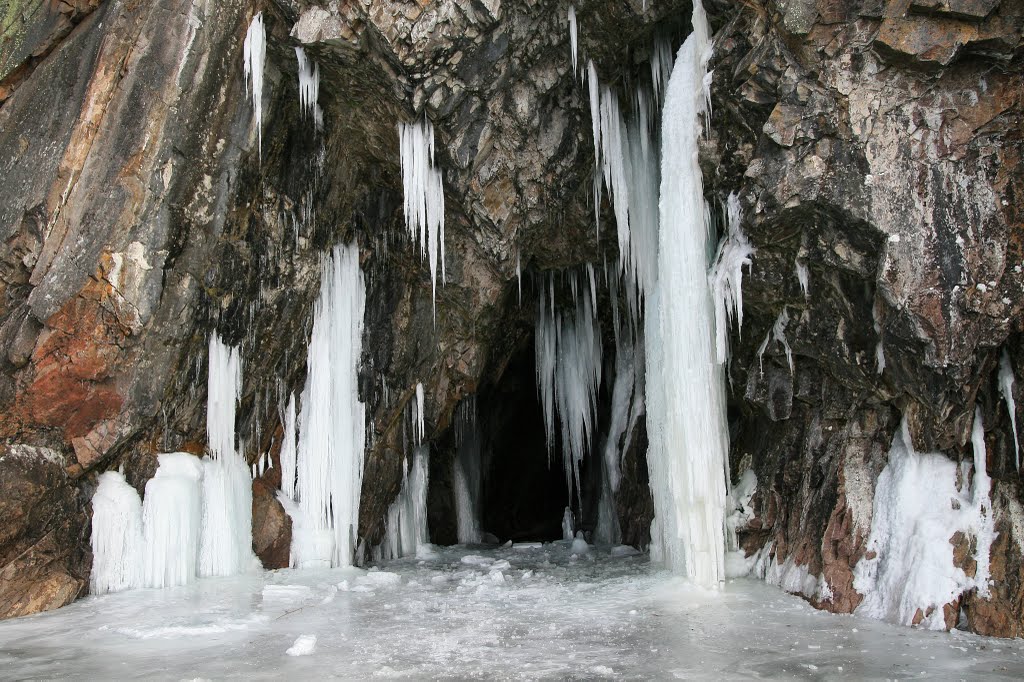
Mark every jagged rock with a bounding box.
[0,0,1020,637]
[0,444,89,619]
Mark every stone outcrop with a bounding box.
[0,444,89,618]
[0,0,1020,638]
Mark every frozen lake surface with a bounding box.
[1,543,1021,679]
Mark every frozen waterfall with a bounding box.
[284,242,367,568]
[643,0,731,587]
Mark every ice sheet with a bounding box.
[0,545,1020,679]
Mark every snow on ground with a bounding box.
[0,544,1021,679]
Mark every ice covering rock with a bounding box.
[376,445,430,561]
[852,409,995,629]
[999,350,1019,470]
[709,192,755,363]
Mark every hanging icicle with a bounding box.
[398,119,446,314]
[243,13,266,155]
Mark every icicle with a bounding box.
[398,120,446,314]
[206,335,241,461]
[243,13,266,156]
[643,0,729,587]
[295,46,321,131]
[708,192,755,363]
[288,243,366,568]
[568,5,579,77]
[415,382,426,446]
[873,304,886,375]
[795,259,810,299]
[650,37,675,103]
[377,445,431,561]
[91,472,143,595]
[280,393,297,499]
[562,507,575,541]
[535,271,603,503]
[999,350,1019,469]
[756,308,794,374]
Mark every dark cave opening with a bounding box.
[478,340,573,543]
[428,330,612,546]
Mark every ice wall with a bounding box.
[643,0,731,587]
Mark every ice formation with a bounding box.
[90,471,143,595]
[852,409,995,629]
[756,308,793,374]
[286,242,367,568]
[568,5,578,77]
[376,445,431,561]
[708,192,755,363]
[414,382,426,446]
[398,119,446,311]
[562,507,575,541]
[279,393,297,499]
[999,349,1019,469]
[200,335,256,578]
[643,0,731,587]
[535,270,603,503]
[243,12,266,155]
[453,398,483,544]
[141,453,205,588]
[873,304,885,374]
[295,47,322,130]
[795,259,810,299]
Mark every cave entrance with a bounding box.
[478,340,572,542]
[429,333,607,545]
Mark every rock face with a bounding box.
[709,0,1023,636]
[0,0,1021,637]
[0,445,89,618]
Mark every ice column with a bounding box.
[453,398,483,544]
[289,242,366,568]
[141,453,205,588]
[198,335,256,578]
[643,0,731,587]
[90,471,143,595]
[398,120,446,311]
[999,350,1019,470]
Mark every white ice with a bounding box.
[398,119,446,313]
[643,0,731,587]
[708,192,755,363]
[243,13,266,155]
[999,349,1019,469]
[3,545,1021,679]
[567,5,578,77]
[285,242,366,568]
[852,409,995,629]
[90,471,143,595]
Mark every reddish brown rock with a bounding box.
[252,479,291,570]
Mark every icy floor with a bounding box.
[1,544,1022,680]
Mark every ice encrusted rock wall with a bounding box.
[0,0,1021,637]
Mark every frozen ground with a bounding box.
[0,543,1021,680]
